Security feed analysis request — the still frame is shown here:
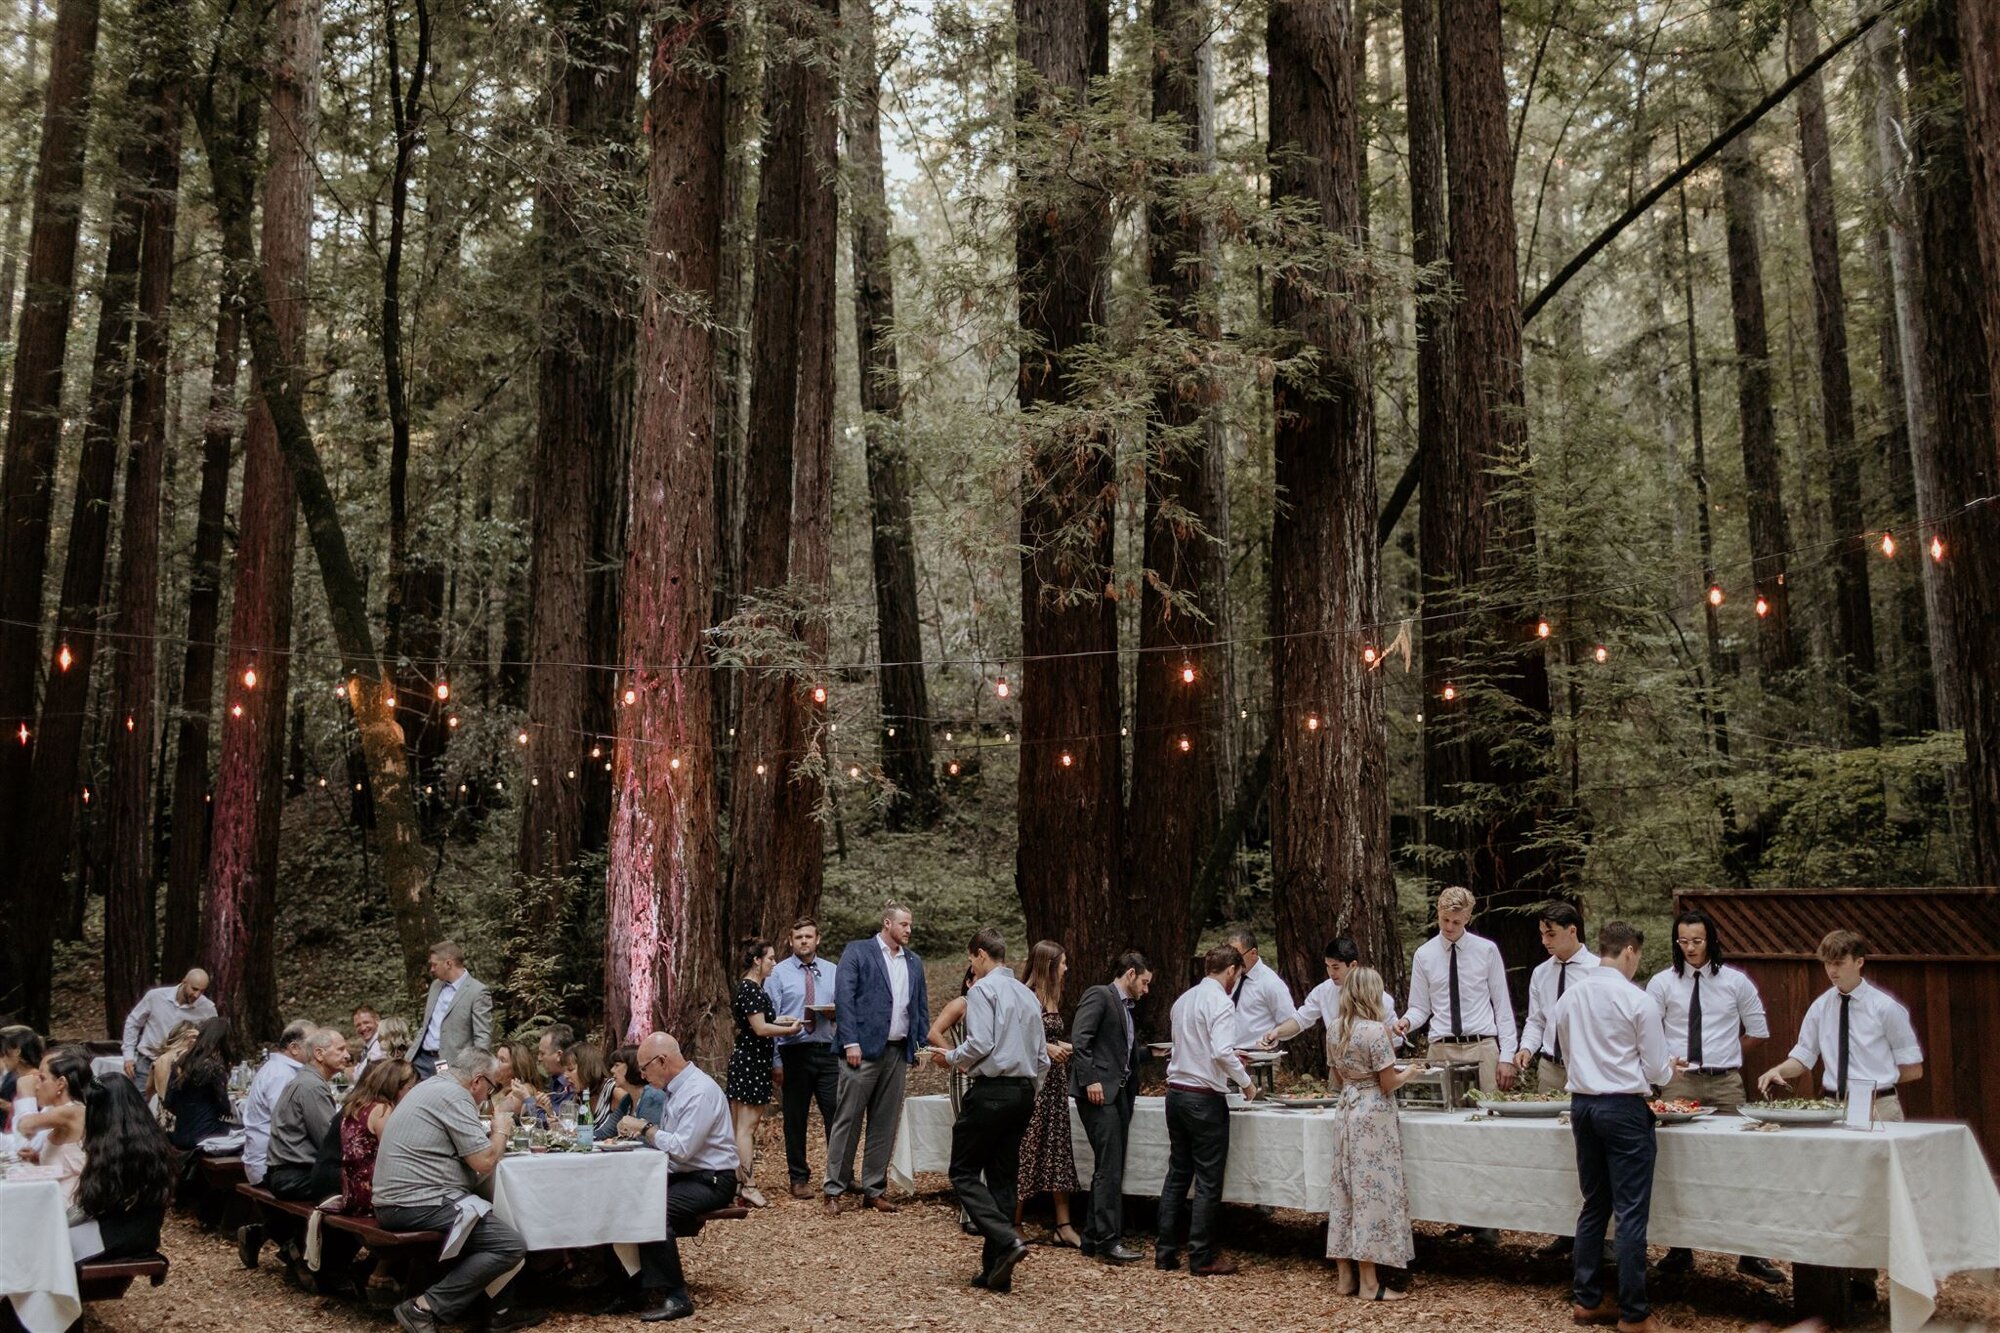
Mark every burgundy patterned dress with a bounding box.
[340,1111,382,1214]
[1016,1010,1079,1196]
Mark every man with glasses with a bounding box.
[373,1047,542,1333]
[613,1033,739,1322]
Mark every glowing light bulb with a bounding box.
[624,687,637,706]
[848,765,861,779]
[1442,684,1458,702]
[945,730,954,742]
[669,756,681,771]
[1881,531,1897,558]
[1181,664,1196,684]
[947,761,961,777]
[1306,714,1321,732]
[566,769,576,779]
[230,704,243,718]
[1177,736,1191,753]
[80,786,90,805]
[1594,645,1609,664]
[1755,596,1769,618]
[755,762,767,776]
[1240,709,1248,720]
[603,762,611,772]
[57,644,73,672]
[357,782,365,792]
[1708,585,1725,607]
[385,696,396,709]
[125,715,135,732]
[1536,619,1551,639]
[517,731,529,745]
[591,745,602,759]
[1930,535,1945,562]
[1120,726,1129,737]
[318,777,327,788]
[813,685,828,704]
[887,727,896,738]
[995,677,1010,699]
[243,667,258,689]
[1362,646,1378,665]
[1003,732,1012,743]
[436,681,450,701]
[531,777,539,787]
[447,714,460,728]
[335,683,347,698]
[1059,751,1073,768]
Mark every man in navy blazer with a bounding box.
[824,902,930,1215]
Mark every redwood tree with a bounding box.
[1266,0,1395,1008]
[604,1,728,1052]
[0,0,100,1020]
[848,0,938,831]
[1015,0,1121,996]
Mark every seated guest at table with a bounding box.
[67,1074,172,1260]
[1226,930,1297,1066]
[727,938,803,1208]
[163,1017,236,1152]
[1400,887,1519,1093]
[0,1025,45,1132]
[1265,937,1400,1052]
[144,1020,202,1106]
[596,1045,662,1139]
[376,1016,413,1065]
[1325,967,1426,1302]
[372,1046,541,1333]
[1759,928,1922,1117]
[15,1045,91,1205]
[565,1042,607,1123]
[1649,909,1782,1283]
[267,1028,351,1201]
[767,916,839,1201]
[924,929,1049,1295]
[537,1023,578,1117]
[1014,939,1078,1244]
[352,1005,383,1076]
[1070,952,1150,1264]
[502,1039,550,1123]
[244,1021,315,1186]
[121,967,217,1087]
[1553,921,1674,1333]
[612,1033,741,1323]
[826,901,930,1216]
[1158,944,1255,1277]
[340,1057,419,1215]
[413,940,491,1080]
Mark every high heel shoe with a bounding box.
[739,1185,769,1208]
[1053,1224,1083,1248]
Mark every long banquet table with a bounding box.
[889,1094,2000,1332]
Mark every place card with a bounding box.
[1844,1079,1878,1131]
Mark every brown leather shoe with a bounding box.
[1615,1318,1676,1333]
[1571,1298,1620,1326]
[789,1182,814,1201]
[1191,1257,1239,1277]
[822,1196,841,1218]
[865,1195,899,1214]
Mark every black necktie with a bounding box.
[1448,942,1463,1039]
[1231,977,1244,1008]
[1552,960,1570,1061]
[1837,993,1852,1101]
[1687,972,1704,1066]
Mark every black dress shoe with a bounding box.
[236,1223,263,1269]
[1539,1235,1574,1258]
[1657,1247,1694,1275]
[393,1300,441,1333]
[1736,1256,1786,1284]
[640,1291,697,1322]
[487,1307,546,1333]
[984,1240,1029,1292]
[594,1285,646,1316]
[968,1271,988,1289]
[1155,1251,1181,1271]
[1099,1243,1145,1264]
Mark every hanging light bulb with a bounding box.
[947,760,961,777]
[230,704,243,719]
[944,730,954,742]
[566,769,576,779]
[1362,645,1379,665]
[335,683,347,698]
[1120,726,1129,737]
[459,783,468,794]
[1415,712,1424,723]
[1059,751,1073,768]
[1306,713,1321,732]
[1003,731,1012,743]
[318,777,328,788]
[447,714,460,729]
[886,726,896,738]
[1708,585,1725,607]
[1442,684,1458,702]
[1536,619,1552,639]
[495,780,505,791]
[591,744,602,759]
[1930,535,1945,562]
[436,681,450,701]
[812,684,828,704]
[531,777,540,787]
[517,730,530,746]
[1881,530,1897,558]
[1755,595,1770,618]
[57,644,73,672]
[624,687,637,706]
[80,786,90,805]
[669,756,682,771]
[125,715,135,732]
[995,676,1010,699]
[1177,736,1191,753]
[357,782,366,792]
[1593,645,1609,664]
[385,695,397,709]
[1180,663,1196,685]
[848,765,861,779]
[425,785,434,796]
[1240,709,1248,720]
[604,762,612,772]
[243,666,258,689]
[755,762,767,776]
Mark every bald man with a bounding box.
[122,969,217,1085]
[612,1034,739,1322]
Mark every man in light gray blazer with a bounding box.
[414,940,491,1078]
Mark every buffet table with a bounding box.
[0,1180,81,1333]
[889,1094,2000,1332]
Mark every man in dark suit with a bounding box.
[1070,951,1153,1263]
[825,902,930,1216]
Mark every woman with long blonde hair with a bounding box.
[1013,939,1080,1244]
[1325,967,1424,1300]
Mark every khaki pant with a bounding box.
[1874,1094,1904,1123]
[1430,1037,1500,1094]
[1534,1056,1570,1095]
[1659,1068,1747,1110]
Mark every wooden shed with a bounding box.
[1674,887,2000,1162]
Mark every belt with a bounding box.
[1537,1052,1564,1066]
[1441,1035,1495,1044]
[1166,1082,1225,1097]
[417,1048,438,1058]
[670,1168,733,1188]
[1828,1085,1899,1101]
[1685,1066,1740,1078]
[976,1075,1034,1087]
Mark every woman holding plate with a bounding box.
[1325,968,1425,1301]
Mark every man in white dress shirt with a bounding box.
[1554,921,1673,1333]
[1649,908,1782,1283]
[615,1033,741,1323]
[1225,930,1296,1050]
[1758,929,1923,1117]
[1156,944,1256,1277]
[1261,937,1398,1050]
[1400,887,1518,1093]
[1516,904,1596,1096]
[236,1020,313,1268]
[120,968,217,1085]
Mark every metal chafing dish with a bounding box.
[1395,1058,1483,1112]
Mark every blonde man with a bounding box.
[1399,887,1518,1094]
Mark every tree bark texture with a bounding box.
[1940,0,2000,883]
[519,0,639,891]
[0,0,99,1020]
[1434,0,1558,994]
[710,9,757,781]
[1719,124,1803,680]
[1015,0,1121,998]
[0,0,44,348]
[1265,0,1397,1014]
[726,0,836,948]
[1788,2,1879,744]
[848,0,937,832]
[104,37,185,1029]
[1128,0,1226,1026]
[604,2,727,1053]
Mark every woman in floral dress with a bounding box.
[1325,967,1425,1300]
[1013,940,1079,1245]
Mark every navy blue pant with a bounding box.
[1571,1093,1657,1324]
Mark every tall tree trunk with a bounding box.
[200,0,316,1037]
[1676,173,1730,757]
[15,100,150,1028]
[711,10,756,785]
[1015,0,1120,999]
[0,0,100,1021]
[1266,0,1395,1014]
[0,0,44,346]
[518,0,639,894]
[104,33,185,1029]
[1719,120,1803,681]
[848,0,937,831]
[1789,1,1879,744]
[1436,0,1559,995]
[161,167,248,981]
[1129,0,1225,1025]
[726,0,836,947]
[1941,0,2000,883]
[605,1,727,1052]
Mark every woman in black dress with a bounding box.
[1015,940,1080,1244]
[163,1017,235,1151]
[725,938,801,1207]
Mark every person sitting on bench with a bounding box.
[266,1028,349,1201]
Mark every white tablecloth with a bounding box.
[89,1056,126,1082]
[0,1180,81,1333]
[490,1149,669,1272]
[890,1095,2000,1332]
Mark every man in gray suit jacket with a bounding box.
[1069,951,1153,1263]
[414,940,491,1078]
